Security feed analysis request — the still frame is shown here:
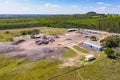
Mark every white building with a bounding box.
[83,42,103,51]
[83,29,101,34]
[67,29,77,32]
[85,55,95,61]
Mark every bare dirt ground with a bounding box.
[0,30,111,65]
[59,46,86,67]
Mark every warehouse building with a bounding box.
[83,42,103,51]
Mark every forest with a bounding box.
[0,12,120,33]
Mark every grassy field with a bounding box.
[0,54,62,80]
[78,54,120,80]
[64,48,77,58]
[73,46,89,53]
[48,53,120,80]
[0,53,120,80]
[0,27,66,42]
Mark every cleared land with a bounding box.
[0,27,118,80]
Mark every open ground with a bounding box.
[0,27,119,80]
[0,27,112,66]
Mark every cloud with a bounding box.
[97,2,112,6]
[44,3,60,8]
[0,0,119,14]
[97,2,104,5]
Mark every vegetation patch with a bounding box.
[100,35,120,48]
[0,53,120,80]
[0,54,62,80]
[78,54,120,80]
[0,27,66,42]
[0,13,120,33]
[73,46,89,53]
[64,48,77,58]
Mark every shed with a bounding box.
[34,35,40,38]
[85,55,95,61]
[83,42,103,51]
[67,29,77,32]
[83,29,100,34]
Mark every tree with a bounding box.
[20,30,27,35]
[104,48,116,59]
[100,35,120,48]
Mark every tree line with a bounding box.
[0,12,120,33]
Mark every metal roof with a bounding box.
[83,29,100,34]
[85,54,95,58]
[67,29,77,31]
[83,42,103,49]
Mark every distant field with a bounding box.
[67,19,97,25]
[0,27,66,42]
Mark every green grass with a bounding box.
[0,53,120,80]
[0,27,66,42]
[40,27,66,35]
[67,19,97,25]
[64,48,77,58]
[73,46,89,53]
[47,53,120,80]
[78,54,120,80]
[0,54,62,80]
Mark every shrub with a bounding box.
[20,29,40,36]
[104,48,116,59]
[90,36,97,41]
[26,30,33,35]
[30,34,35,39]
[6,37,13,41]
[20,30,27,35]
[4,31,10,34]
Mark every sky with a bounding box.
[0,0,120,14]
